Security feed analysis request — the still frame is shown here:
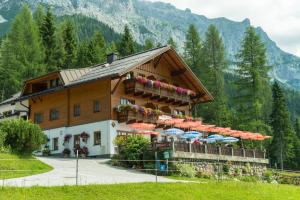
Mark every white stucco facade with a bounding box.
[44,120,151,157]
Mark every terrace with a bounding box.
[123,76,197,106]
[148,142,268,164]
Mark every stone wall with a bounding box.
[175,158,267,177]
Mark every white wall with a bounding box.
[44,120,112,157]
[0,100,28,122]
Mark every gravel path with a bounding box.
[2,157,175,187]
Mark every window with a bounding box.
[94,131,101,145]
[93,100,100,113]
[49,109,59,121]
[120,98,135,105]
[74,134,80,148]
[53,138,59,151]
[73,104,80,117]
[34,113,43,124]
[125,72,134,80]
[174,109,185,116]
[50,78,60,88]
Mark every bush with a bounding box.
[263,170,274,183]
[0,130,7,152]
[114,135,150,167]
[239,176,258,183]
[176,163,196,178]
[223,164,230,174]
[1,119,46,154]
[62,148,71,156]
[196,171,214,179]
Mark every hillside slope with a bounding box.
[0,0,300,90]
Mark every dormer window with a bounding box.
[50,78,60,88]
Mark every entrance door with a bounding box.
[74,134,80,147]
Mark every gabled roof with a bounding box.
[60,46,170,87]
[20,46,213,102]
[0,92,21,106]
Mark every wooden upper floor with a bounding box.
[20,46,213,130]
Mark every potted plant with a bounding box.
[82,146,89,158]
[63,134,72,145]
[80,132,89,143]
[62,148,71,157]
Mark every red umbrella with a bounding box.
[134,130,160,135]
[128,123,156,130]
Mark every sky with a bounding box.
[148,0,300,57]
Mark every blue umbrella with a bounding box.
[163,128,184,136]
[180,133,200,139]
[221,137,239,143]
[208,134,224,141]
[185,131,203,137]
[199,138,217,143]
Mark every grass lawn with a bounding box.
[0,153,53,179]
[0,181,299,200]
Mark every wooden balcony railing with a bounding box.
[124,79,191,106]
[117,110,158,123]
[171,142,266,160]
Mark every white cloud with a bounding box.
[147,0,300,56]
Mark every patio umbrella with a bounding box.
[221,137,239,143]
[185,130,202,136]
[134,130,160,135]
[163,118,185,126]
[129,123,156,130]
[180,133,200,139]
[192,124,215,132]
[163,128,184,135]
[207,134,224,141]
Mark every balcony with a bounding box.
[117,110,158,124]
[124,78,193,106]
[172,142,268,164]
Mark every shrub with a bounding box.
[176,163,196,178]
[0,130,7,152]
[114,135,150,167]
[1,119,46,154]
[196,171,214,179]
[263,170,274,183]
[239,176,258,183]
[223,164,230,174]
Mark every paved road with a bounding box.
[3,157,175,187]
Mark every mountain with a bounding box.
[1,0,300,90]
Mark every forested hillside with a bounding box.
[0,5,299,170]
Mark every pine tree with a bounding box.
[270,81,296,170]
[40,8,57,71]
[295,118,300,139]
[234,26,272,132]
[33,4,45,29]
[119,25,135,56]
[87,31,106,65]
[167,37,177,51]
[144,39,154,50]
[61,20,77,69]
[0,5,44,98]
[199,25,230,126]
[77,40,90,68]
[184,24,202,76]
[106,41,118,54]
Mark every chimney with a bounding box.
[107,53,118,64]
